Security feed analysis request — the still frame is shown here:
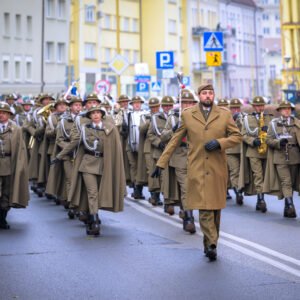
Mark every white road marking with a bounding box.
[125,198,300,278]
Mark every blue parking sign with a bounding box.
[136,82,149,92]
[156,51,174,69]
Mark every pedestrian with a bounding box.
[152,84,242,261]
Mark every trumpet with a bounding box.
[37,103,54,124]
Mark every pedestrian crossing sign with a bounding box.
[206,52,222,67]
[203,32,223,52]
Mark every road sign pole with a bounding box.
[116,0,121,96]
[212,66,216,90]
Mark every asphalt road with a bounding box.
[1,188,300,300]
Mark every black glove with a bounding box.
[120,123,128,138]
[172,123,179,132]
[253,138,261,147]
[280,138,289,147]
[50,157,61,165]
[204,139,220,151]
[151,166,162,178]
[158,142,165,151]
[261,126,268,132]
[232,113,239,121]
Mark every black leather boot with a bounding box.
[206,244,217,261]
[164,204,175,215]
[68,209,76,219]
[0,209,10,229]
[134,185,145,200]
[86,214,100,236]
[226,190,232,200]
[256,193,267,213]
[233,187,243,206]
[284,197,297,218]
[151,192,162,206]
[183,210,196,234]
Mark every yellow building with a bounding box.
[99,0,141,96]
[280,0,300,100]
[70,0,187,98]
[69,0,102,95]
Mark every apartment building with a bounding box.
[0,0,70,95]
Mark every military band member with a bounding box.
[24,93,55,197]
[45,96,77,206]
[0,103,29,229]
[153,84,242,261]
[160,89,198,233]
[114,95,132,186]
[240,96,273,212]
[226,98,244,205]
[127,96,148,199]
[141,97,161,205]
[67,105,125,236]
[5,93,23,115]
[264,101,299,218]
[147,96,175,207]
[15,99,33,127]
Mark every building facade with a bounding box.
[219,0,265,102]
[0,0,70,95]
[254,0,282,102]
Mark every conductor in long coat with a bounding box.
[153,84,242,261]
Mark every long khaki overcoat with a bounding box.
[157,104,242,210]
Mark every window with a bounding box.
[4,13,10,36]
[179,7,182,22]
[132,18,138,32]
[15,60,21,81]
[104,14,111,29]
[26,16,32,39]
[123,49,130,61]
[276,27,281,34]
[133,50,139,63]
[45,42,54,62]
[105,48,111,62]
[263,27,270,35]
[262,14,269,20]
[25,57,32,81]
[168,19,176,34]
[2,59,9,81]
[85,43,96,59]
[123,17,130,31]
[274,0,279,4]
[15,14,21,38]
[270,65,276,79]
[57,43,65,63]
[85,5,95,23]
[46,0,55,17]
[275,13,280,20]
[191,8,198,27]
[58,0,66,19]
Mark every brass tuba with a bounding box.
[257,111,268,154]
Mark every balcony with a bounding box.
[192,26,209,36]
[192,62,209,73]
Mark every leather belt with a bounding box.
[0,153,11,158]
[84,150,103,157]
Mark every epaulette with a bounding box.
[219,106,230,112]
[182,106,193,112]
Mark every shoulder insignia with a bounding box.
[219,106,230,111]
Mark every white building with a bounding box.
[254,0,282,102]
[0,0,70,96]
[219,0,266,102]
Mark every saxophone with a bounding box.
[257,111,268,154]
